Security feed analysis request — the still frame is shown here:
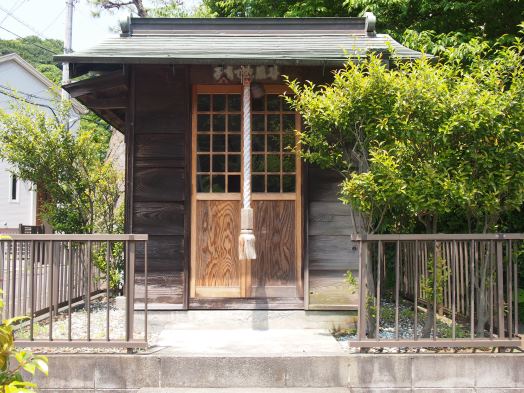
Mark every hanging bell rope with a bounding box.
[239,66,256,260]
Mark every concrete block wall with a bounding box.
[31,353,524,392]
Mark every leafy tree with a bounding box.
[0,101,122,234]
[203,0,523,39]
[0,36,61,66]
[87,0,192,17]
[288,34,524,336]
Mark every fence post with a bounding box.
[52,242,60,317]
[10,240,16,318]
[496,241,505,339]
[126,240,135,344]
[357,240,368,342]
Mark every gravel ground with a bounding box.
[333,296,516,353]
[14,298,156,353]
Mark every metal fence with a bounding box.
[0,234,148,349]
[351,233,522,348]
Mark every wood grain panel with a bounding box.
[134,167,185,202]
[133,202,185,235]
[195,200,241,290]
[308,235,359,268]
[308,270,358,308]
[134,65,188,133]
[136,235,184,272]
[309,201,355,236]
[135,133,185,160]
[308,166,343,202]
[252,200,296,290]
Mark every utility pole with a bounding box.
[62,0,74,101]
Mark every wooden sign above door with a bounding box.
[213,65,280,83]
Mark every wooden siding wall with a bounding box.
[128,64,189,306]
[307,165,358,309]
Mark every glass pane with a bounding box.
[267,95,280,111]
[267,175,280,192]
[282,134,295,151]
[197,95,210,111]
[283,114,296,133]
[197,175,210,192]
[252,96,264,111]
[267,134,280,152]
[212,154,226,172]
[211,175,225,192]
[252,134,265,152]
[282,154,295,172]
[197,155,210,172]
[252,114,265,132]
[228,95,241,112]
[267,114,280,132]
[267,154,280,172]
[213,114,226,132]
[228,155,241,172]
[283,175,296,192]
[197,114,210,132]
[252,154,265,172]
[228,134,241,152]
[252,175,265,192]
[228,175,240,192]
[213,94,226,112]
[212,134,226,152]
[228,114,241,132]
[197,134,210,152]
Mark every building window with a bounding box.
[9,175,18,202]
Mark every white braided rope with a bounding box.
[242,78,251,210]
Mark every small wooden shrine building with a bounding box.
[56,15,423,310]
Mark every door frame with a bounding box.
[189,83,303,306]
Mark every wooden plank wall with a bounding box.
[128,64,189,307]
[307,165,359,310]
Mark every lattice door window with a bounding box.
[195,93,242,193]
[251,93,298,193]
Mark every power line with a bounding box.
[0,84,55,102]
[0,3,46,39]
[0,25,58,55]
[42,6,66,35]
[0,0,29,24]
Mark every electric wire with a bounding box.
[0,0,29,25]
[0,4,46,39]
[0,25,58,55]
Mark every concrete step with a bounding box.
[139,389,350,393]
[141,310,357,333]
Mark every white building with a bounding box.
[0,53,84,231]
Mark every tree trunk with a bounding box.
[134,0,147,17]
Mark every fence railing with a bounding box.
[351,233,522,348]
[0,234,148,349]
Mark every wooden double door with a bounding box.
[190,85,302,302]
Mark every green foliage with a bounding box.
[419,256,449,304]
[0,36,61,67]
[0,290,48,393]
[288,33,524,234]
[202,0,523,39]
[203,0,350,17]
[0,100,122,234]
[344,270,358,294]
[93,206,126,290]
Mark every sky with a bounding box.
[0,0,201,51]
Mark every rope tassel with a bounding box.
[239,67,256,260]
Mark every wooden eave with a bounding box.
[63,70,128,132]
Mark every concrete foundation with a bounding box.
[24,311,524,392]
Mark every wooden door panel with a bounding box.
[252,200,297,297]
[195,200,241,297]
